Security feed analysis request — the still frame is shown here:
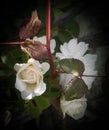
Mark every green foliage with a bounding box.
[34,96,51,111]
[58,58,85,75]
[64,77,88,100]
[58,19,80,43]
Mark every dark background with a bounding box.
[0,0,109,130]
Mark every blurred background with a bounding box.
[0,0,109,130]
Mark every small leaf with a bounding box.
[58,58,85,76]
[51,26,59,37]
[58,19,80,43]
[65,77,88,100]
[4,110,12,126]
[52,8,63,19]
[34,96,51,111]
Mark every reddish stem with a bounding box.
[56,70,108,78]
[46,0,55,78]
[0,42,24,44]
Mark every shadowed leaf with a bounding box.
[58,58,85,75]
[65,77,88,100]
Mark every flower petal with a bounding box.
[59,73,74,88]
[21,90,33,100]
[15,76,26,92]
[60,43,69,58]
[75,42,89,57]
[56,53,65,59]
[33,36,46,44]
[14,63,25,71]
[50,39,56,53]
[41,62,50,74]
[60,96,87,120]
[34,82,46,96]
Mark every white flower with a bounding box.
[14,58,50,100]
[56,38,97,119]
[60,96,87,120]
[56,38,97,89]
[32,35,56,53]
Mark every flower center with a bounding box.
[20,65,37,83]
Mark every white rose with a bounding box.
[60,96,87,120]
[56,38,97,119]
[14,58,50,100]
[56,38,97,89]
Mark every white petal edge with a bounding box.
[33,36,46,44]
[34,82,46,96]
[21,90,33,100]
[15,76,26,92]
[41,62,50,74]
[50,39,56,53]
[60,96,87,120]
[14,63,26,71]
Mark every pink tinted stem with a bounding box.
[46,0,55,77]
[0,42,24,44]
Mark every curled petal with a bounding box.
[34,82,46,96]
[60,96,87,120]
[14,63,26,71]
[21,90,33,100]
[15,76,26,92]
[41,62,50,74]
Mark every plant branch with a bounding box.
[46,0,55,78]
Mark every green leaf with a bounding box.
[45,87,60,99]
[52,0,72,9]
[58,30,72,43]
[25,101,41,124]
[65,77,88,100]
[52,8,63,19]
[58,58,85,76]
[34,96,51,111]
[4,110,12,126]
[63,19,80,37]
[58,19,80,43]
[1,47,28,69]
[51,26,59,37]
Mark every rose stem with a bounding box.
[56,70,108,78]
[0,42,24,44]
[46,0,55,78]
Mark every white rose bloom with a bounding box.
[60,96,87,120]
[56,38,97,119]
[14,58,50,100]
[33,35,56,53]
[56,38,97,89]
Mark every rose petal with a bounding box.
[60,43,69,57]
[21,90,33,100]
[33,36,46,44]
[14,63,26,71]
[15,76,26,92]
[60,96,87,120]
[41,62,50,74]
[34,82,46,96]
[59,73,74,88]
[56,53,65,59]
[50,39,56,53]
